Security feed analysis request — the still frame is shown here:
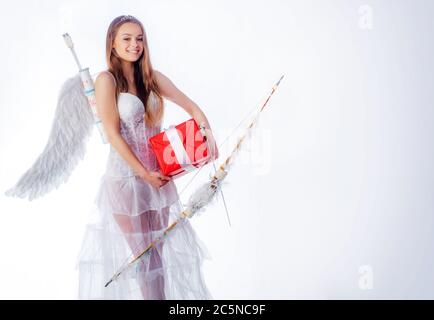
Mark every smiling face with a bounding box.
[112,22,144,62]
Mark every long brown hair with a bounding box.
[105,15,164,126]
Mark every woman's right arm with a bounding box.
[94,72,170,187]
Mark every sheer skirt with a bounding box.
[76,174,212,300]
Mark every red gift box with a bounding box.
[149,118,216,178]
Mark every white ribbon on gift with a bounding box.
[165,125,197,173]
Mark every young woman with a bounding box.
[76,14,217,300]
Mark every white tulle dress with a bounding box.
[75,75,212,300]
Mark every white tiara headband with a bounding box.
[120,15,135,22]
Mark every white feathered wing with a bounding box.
[5,73,94,201]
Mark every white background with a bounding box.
[1,0,434,299]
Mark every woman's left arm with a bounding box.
[154,70,218,157]
[154,70,212,129]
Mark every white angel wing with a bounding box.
[5,73,94,201]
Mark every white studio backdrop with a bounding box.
[1,0,434,299]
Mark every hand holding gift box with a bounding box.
[149,118,219,178]
[201,127,219,160]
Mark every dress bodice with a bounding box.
[105,92,161,177]
[117,92,146,127]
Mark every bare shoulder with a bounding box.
[94,71,117,117]
[154,69,169,84]
[153,69,176,92]
[153,69,193,108]
[153,69,162,77]
[95,71,116,94]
